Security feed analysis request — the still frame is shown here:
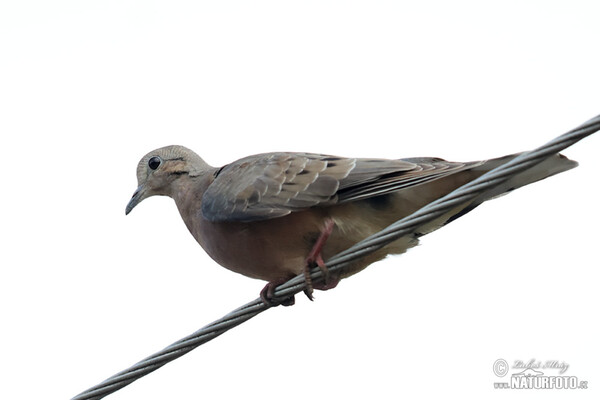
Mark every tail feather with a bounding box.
[471,153,578,203]
[413,152,577,235]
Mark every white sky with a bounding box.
[1,1,599,399]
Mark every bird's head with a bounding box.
[125,145,210,215]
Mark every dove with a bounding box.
[125,146,577,305]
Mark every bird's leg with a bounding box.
[260,279,296,307]
[303,218,336,300]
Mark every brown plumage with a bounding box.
[126,146,577,304]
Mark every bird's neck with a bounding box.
[170,171,215,234]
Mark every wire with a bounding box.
[71,113,600,400]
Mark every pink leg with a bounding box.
[303,218,339,300]
[260,278,296,307]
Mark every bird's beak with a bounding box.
[125,185,146,215]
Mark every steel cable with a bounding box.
[72,113,600,400]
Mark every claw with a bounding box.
[303,218,335,300]
[263,218,337,304]
[260,280,295,307]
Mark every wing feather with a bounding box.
[201,152,479,222]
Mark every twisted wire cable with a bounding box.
[72,113,600,400]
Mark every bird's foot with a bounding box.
[260,280,295,307]
[303,218,335,300]
[306,270,341,298]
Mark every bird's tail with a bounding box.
[471,152,578,202]
[416,152,578,234]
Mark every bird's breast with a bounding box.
[189,211,326,282]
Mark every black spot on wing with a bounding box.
[363,193,394,210]
[214,164,228,178]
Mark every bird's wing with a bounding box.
[201,152,478,222]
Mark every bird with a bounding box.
[125,146,577,306]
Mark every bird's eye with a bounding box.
[148,156,162,170]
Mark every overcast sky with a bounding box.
[1,1,599,399]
